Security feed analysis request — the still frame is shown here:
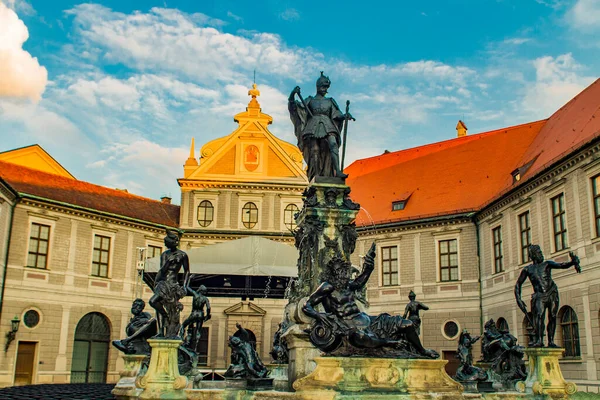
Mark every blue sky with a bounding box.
[0,0,598,203]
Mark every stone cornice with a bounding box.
[357,214,473,238]
[179,181,306,192]
[18,198,168,234]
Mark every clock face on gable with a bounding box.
[244,145,260,172]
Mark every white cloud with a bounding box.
[0,1,47,101]
[279,8,300,21]
[503,37,531,45]
[227,11,243,22]
[521,53,595,118]
[567,0,600,31]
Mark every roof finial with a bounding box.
[253,69,256,84]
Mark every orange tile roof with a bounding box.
[518,78,600,182]
[0,160,180,227]
[347,78,600,227]
[346,121,546,226]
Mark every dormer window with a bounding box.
[392,201,406,211]
[391,191,412,211]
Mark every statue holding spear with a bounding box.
[288,72,355,181]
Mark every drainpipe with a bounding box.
[0,198,17,323]
[475,217,484,335]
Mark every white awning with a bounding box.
[145,236,298,277]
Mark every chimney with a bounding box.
[160,196,172,204]
[456,120,468,138]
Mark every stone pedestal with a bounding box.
[112,354,146,400]
[268,363,289,392]
[136,339,188,400]
[515,348,576,398]
[282,324,321,391]
[293,356,463,398]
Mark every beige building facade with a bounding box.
[0,86,304,387]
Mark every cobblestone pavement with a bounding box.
[0,383,115,399]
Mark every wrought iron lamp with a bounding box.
[5,315,21,352]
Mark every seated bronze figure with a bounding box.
[302,243,438,359]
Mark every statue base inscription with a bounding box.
[292,357,463,397]
[112,354,146,400]
[515,348,576,398]
[136,339,188,400]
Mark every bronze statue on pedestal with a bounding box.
[514,244,580,348]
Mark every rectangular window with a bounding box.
[551,194,567,251]
[27,223,50,269]
[519,211,531,264]
[439,239,459,282]
[381,246,398,286]
[492,226,503,273]
[148,245,162,259]
[92,235,111,278]
[592,175,600,238]
[197,327,209,366]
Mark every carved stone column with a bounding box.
[284,178,360,389]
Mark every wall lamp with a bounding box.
[5,315,21,352]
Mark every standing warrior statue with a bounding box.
[288,72,354,181]
[149,229,190,339]
[179,284,211,350]
[402,290,429,335]
[514,244,580,347]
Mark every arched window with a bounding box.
[560,306,580,357]
[496,317,509,333]
[197,200,214,227]
[242,202,258,229]
[284,204,300,230]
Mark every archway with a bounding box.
[70,312,110,383]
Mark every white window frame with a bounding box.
[194,192,220,229]
[237,194,264,230]
[516,209,532,266]
[491,224,504,274]
[279,196,302,232]
[583,161,600,240]
[546,188,568,254]
[379,242,400,287]
[25,214,57,270]
[434,234,461,282]
[90,228,116,279]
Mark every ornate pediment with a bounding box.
[223,301,267,317]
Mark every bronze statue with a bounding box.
[149,229,190,338]
[224,324,269,379]
[270,321,289,364]
[402,290,429,335]
[302,243,438,358]
[455,329,487,382]
[180,284,211,351]
[480,319,526,383]
[514,244,580,347]
[112,298,157,355]
[288,72,354,181]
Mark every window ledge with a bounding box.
[550,248,571,258]
[591,236,600,244]
[560,357,583,364]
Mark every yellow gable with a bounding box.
[179,84,307,187]
[0,144,75,179]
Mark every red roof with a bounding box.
[347,78,600,227]
[518,78,600,181]
[347,121,545,226]
[0,161,180,227]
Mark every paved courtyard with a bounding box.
[0,383,115,399]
